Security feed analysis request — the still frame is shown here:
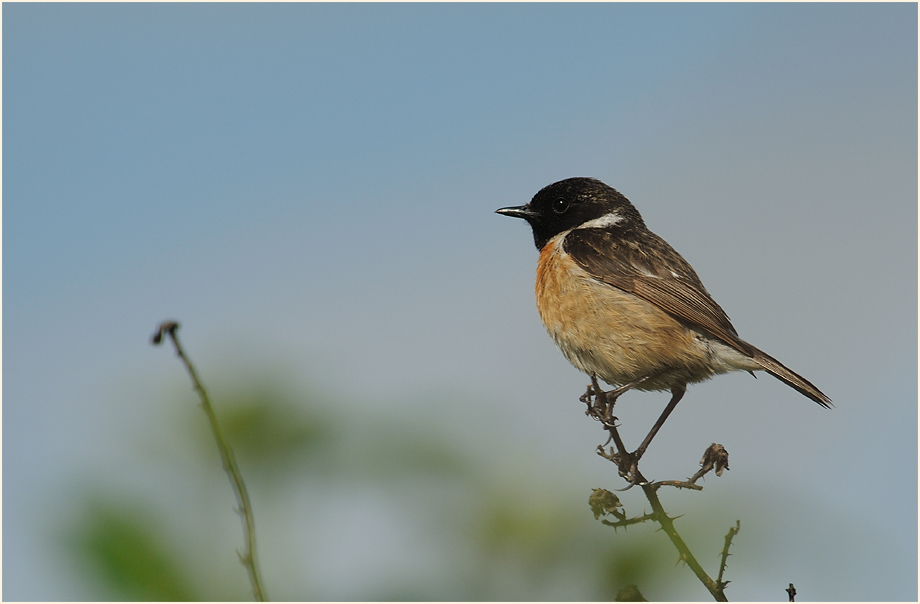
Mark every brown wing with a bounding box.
[564,228,755,356]
[564,227,832,407]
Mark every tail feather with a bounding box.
[751,348,832,408]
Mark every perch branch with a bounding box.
[583,378,735,602]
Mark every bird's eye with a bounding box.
[553,198,570,214]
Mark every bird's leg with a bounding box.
[608,385,687,487]
[583,372,676,485]
[583,374,684,485]
[631,384,686,463]
[583,372,662,426]
[600,374,656,423]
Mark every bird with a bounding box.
[496,177,830,465]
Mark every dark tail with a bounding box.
[751,347,832,408]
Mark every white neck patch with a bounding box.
[576,211,623,230]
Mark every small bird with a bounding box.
[497,177,830,462]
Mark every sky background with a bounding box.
[4,3,917,601]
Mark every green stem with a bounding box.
[153,321,268,601]
[640,483,727,602]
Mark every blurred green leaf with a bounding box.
[354,427,469,479]
[597,533,674,601]
[67,502,197,601]
[220,396,329,463]
[477,493,576,568]
[186,384,336,481]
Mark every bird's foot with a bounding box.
[614,451,649,488]
[581,375,622,426]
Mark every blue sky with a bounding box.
[4,3,917,600]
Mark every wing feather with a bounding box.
[564,228,754,355]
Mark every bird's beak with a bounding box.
[496,205,539,220]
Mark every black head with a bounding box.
[496,177,644,250]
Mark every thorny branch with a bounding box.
[582,376,739,602]
[152,321,267,602]
[717,521,741,590]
